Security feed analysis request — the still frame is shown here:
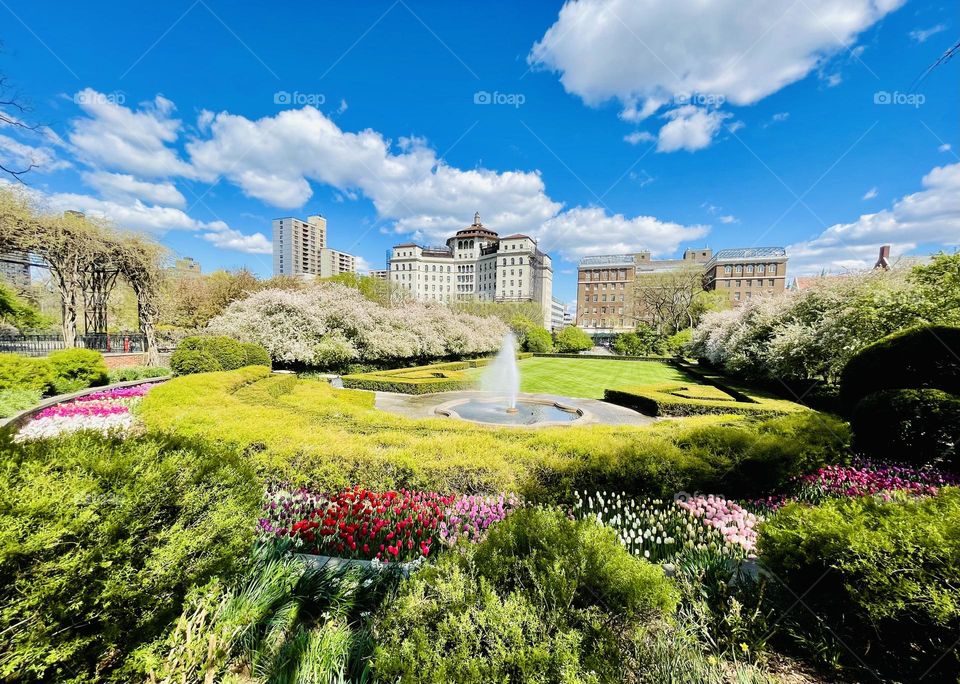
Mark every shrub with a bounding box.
[169,347,222,376]
[0,433,262,682]
[0,388,41,418]
[172,336,247,374]
[605,382,804,418]
[107,366,171,383]
[47,348,109,391]
[240,341,271,368]
[0,353,54,394]
[341,363,473,394]
[613,324,665,356]
[523,325,553,353]
[840,324,960,408]
[664,328,692,357]
[554,325,593,353]
[852,389,960,470]
[372,508,677,683]
[758,488,960,681]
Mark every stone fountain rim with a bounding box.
[432,395,592,428]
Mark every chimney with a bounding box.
[874,245,891,270]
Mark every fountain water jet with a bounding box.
[480,332,520,412]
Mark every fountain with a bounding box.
[432,332,583,426]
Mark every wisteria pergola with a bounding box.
[0,188,167,365]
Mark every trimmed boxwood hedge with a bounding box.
[341,363,473,394]
[840,324,960,407]
[171,336,270,376]
[605,382,804,417]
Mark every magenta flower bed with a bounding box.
[75,384,158,402]
[797,461,958,499]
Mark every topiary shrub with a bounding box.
[840,324,960,409]
[170,348,222,376]
[852,389,960,470]
[199,336,246,371]
[240,342,271,368]
[758,488,960,681]
[554,326,593,353]
[0,353,54,394]
[372,507,677,683]
[108,366,171,383]
[46,348,109,392]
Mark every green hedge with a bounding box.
[341,363,472,394]
[47,348,109,393]
[852,389,960,469]
[759,488,960,681]
[171,337,270,376]
[840,324,960,407]
[108,366,171,383]
[604,382,804,418]
[0,353,54,394]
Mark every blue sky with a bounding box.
[0,0,957,305]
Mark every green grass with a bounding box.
[465,357,692,399]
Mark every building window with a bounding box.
[769,264,777,274]
[734,292,741,301]
[757,264,765,274]
[724,265,732,274]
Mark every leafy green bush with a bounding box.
[173,336,248,374]
[47,348,109,391]
[107,366,171,383]
[373,508,678,683]
[523,325,553,353]
[240,341,271,368]
[0,353,54,394]
[605,382,804,418]
[758,488,960,681]
[0,388,41,418]
[554,326,593,353]
[170,347,222,376]
[840,324,960,408]
[613,324,665,356]
[0,432,262,683]
[664,328,692,357]
[852,389,960,469]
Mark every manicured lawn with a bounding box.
[466,357,694,399]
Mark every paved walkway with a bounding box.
[375,390,656,427]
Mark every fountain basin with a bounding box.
[434,396,586,427]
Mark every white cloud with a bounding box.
[0,134,71,173]
[82,170,186,206]
[202,225,272,254]
[337,99,349,114]
[727,120,746,133]
[530,0,902,122]
[623,130,656,145]
[771,112,790,123]
[787,162,960,274]
[939,143,952,153]
[719,215,739,224]
[909,24,946,43]
[657,106,730,152]
[69,89,195,178]
[536,206,709,260]
[862,187,878,200]
[354,255,372,272]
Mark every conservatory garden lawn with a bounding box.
[464,356,692,398]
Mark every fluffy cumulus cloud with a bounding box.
[656,106,730,152]
[786,162,960,274]
[81,171,186,206]
[0,134,71,173]
[530,0,904,148]
[537,206,709,260]
[201,225,273,254]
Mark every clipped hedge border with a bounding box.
[532,353,675,363]
[340,354,533,394]
[604,382,804,418]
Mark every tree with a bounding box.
[0,74,43,182]
[523,326,553,353]
[0,281,47,331]
[554,326,593,353]
[613,323,664,356]
[632,265,704,333]
[114,234,169,366]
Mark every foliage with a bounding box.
[137,553,397,684]
[554,325,593,353]
[0,352,54,394]
[207,283,507,369]
[138,368,846,502]
[851,389,960,470]
[240,341,272,368]
[0,433,262,682]
[523,325,553,352]
[47,348,109,390]
[632,265,705,334]
[452,299,545,329]
[689,265,954,384]
[160,267,263,330]
[840,324,960,407]
[372,508,678,683]
[605,382,804,418]
[663,328,693,357]
[169,347,222,376]
[613,323,665,356]
[0,388,40,418]
[758,488,960,680]
[107,365,170,383]
[0,281,47,331]
[907,252,960,325]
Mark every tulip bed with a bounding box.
[258,485,521,563]
[13,383,159,442]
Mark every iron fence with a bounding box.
[0,333,147,357]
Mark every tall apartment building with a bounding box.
[272,214,357,278]
[550,297,566,332]
[577,247,787,339]
[389,213,553,328]
[701,247,788,303]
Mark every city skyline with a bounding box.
[0,1,956,308]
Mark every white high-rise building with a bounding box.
[272,215,357,278]
[389,213,553,327]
